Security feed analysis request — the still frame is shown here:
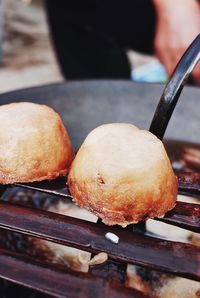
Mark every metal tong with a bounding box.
[150,34,200,140]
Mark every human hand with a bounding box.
[153,0,200,85]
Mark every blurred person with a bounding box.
[46,0,200,84]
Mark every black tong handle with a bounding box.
[150,34,200,140]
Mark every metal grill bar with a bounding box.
[0,248,149,298]
[178,173,200,197]
[155,201,200,232]
[150,34,200,140]
[14,178,72,199]
[0,200,199,281]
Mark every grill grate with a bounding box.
[0,174,199,298]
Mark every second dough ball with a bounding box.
[0,102,74,183]
[68,123,177,226]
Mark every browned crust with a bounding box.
[0,102,75,184]
[0,168,67,184]
[68,174,178,226]
[67,124,178,226]
[0,146,75,184]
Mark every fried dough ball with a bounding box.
[0,102,74,183]
[68,123,177,226]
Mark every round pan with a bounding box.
[0,80,199,150]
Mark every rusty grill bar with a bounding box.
[0,247,150,298]
[0,196,199,280]
[0,179,199,281]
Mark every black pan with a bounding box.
[0,80,199,151]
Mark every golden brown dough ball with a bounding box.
[0,102,74,183]
[68,123,177,226]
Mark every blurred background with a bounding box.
[0,0,168,93]
[0,0,62,92]
[0,0,199,93]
